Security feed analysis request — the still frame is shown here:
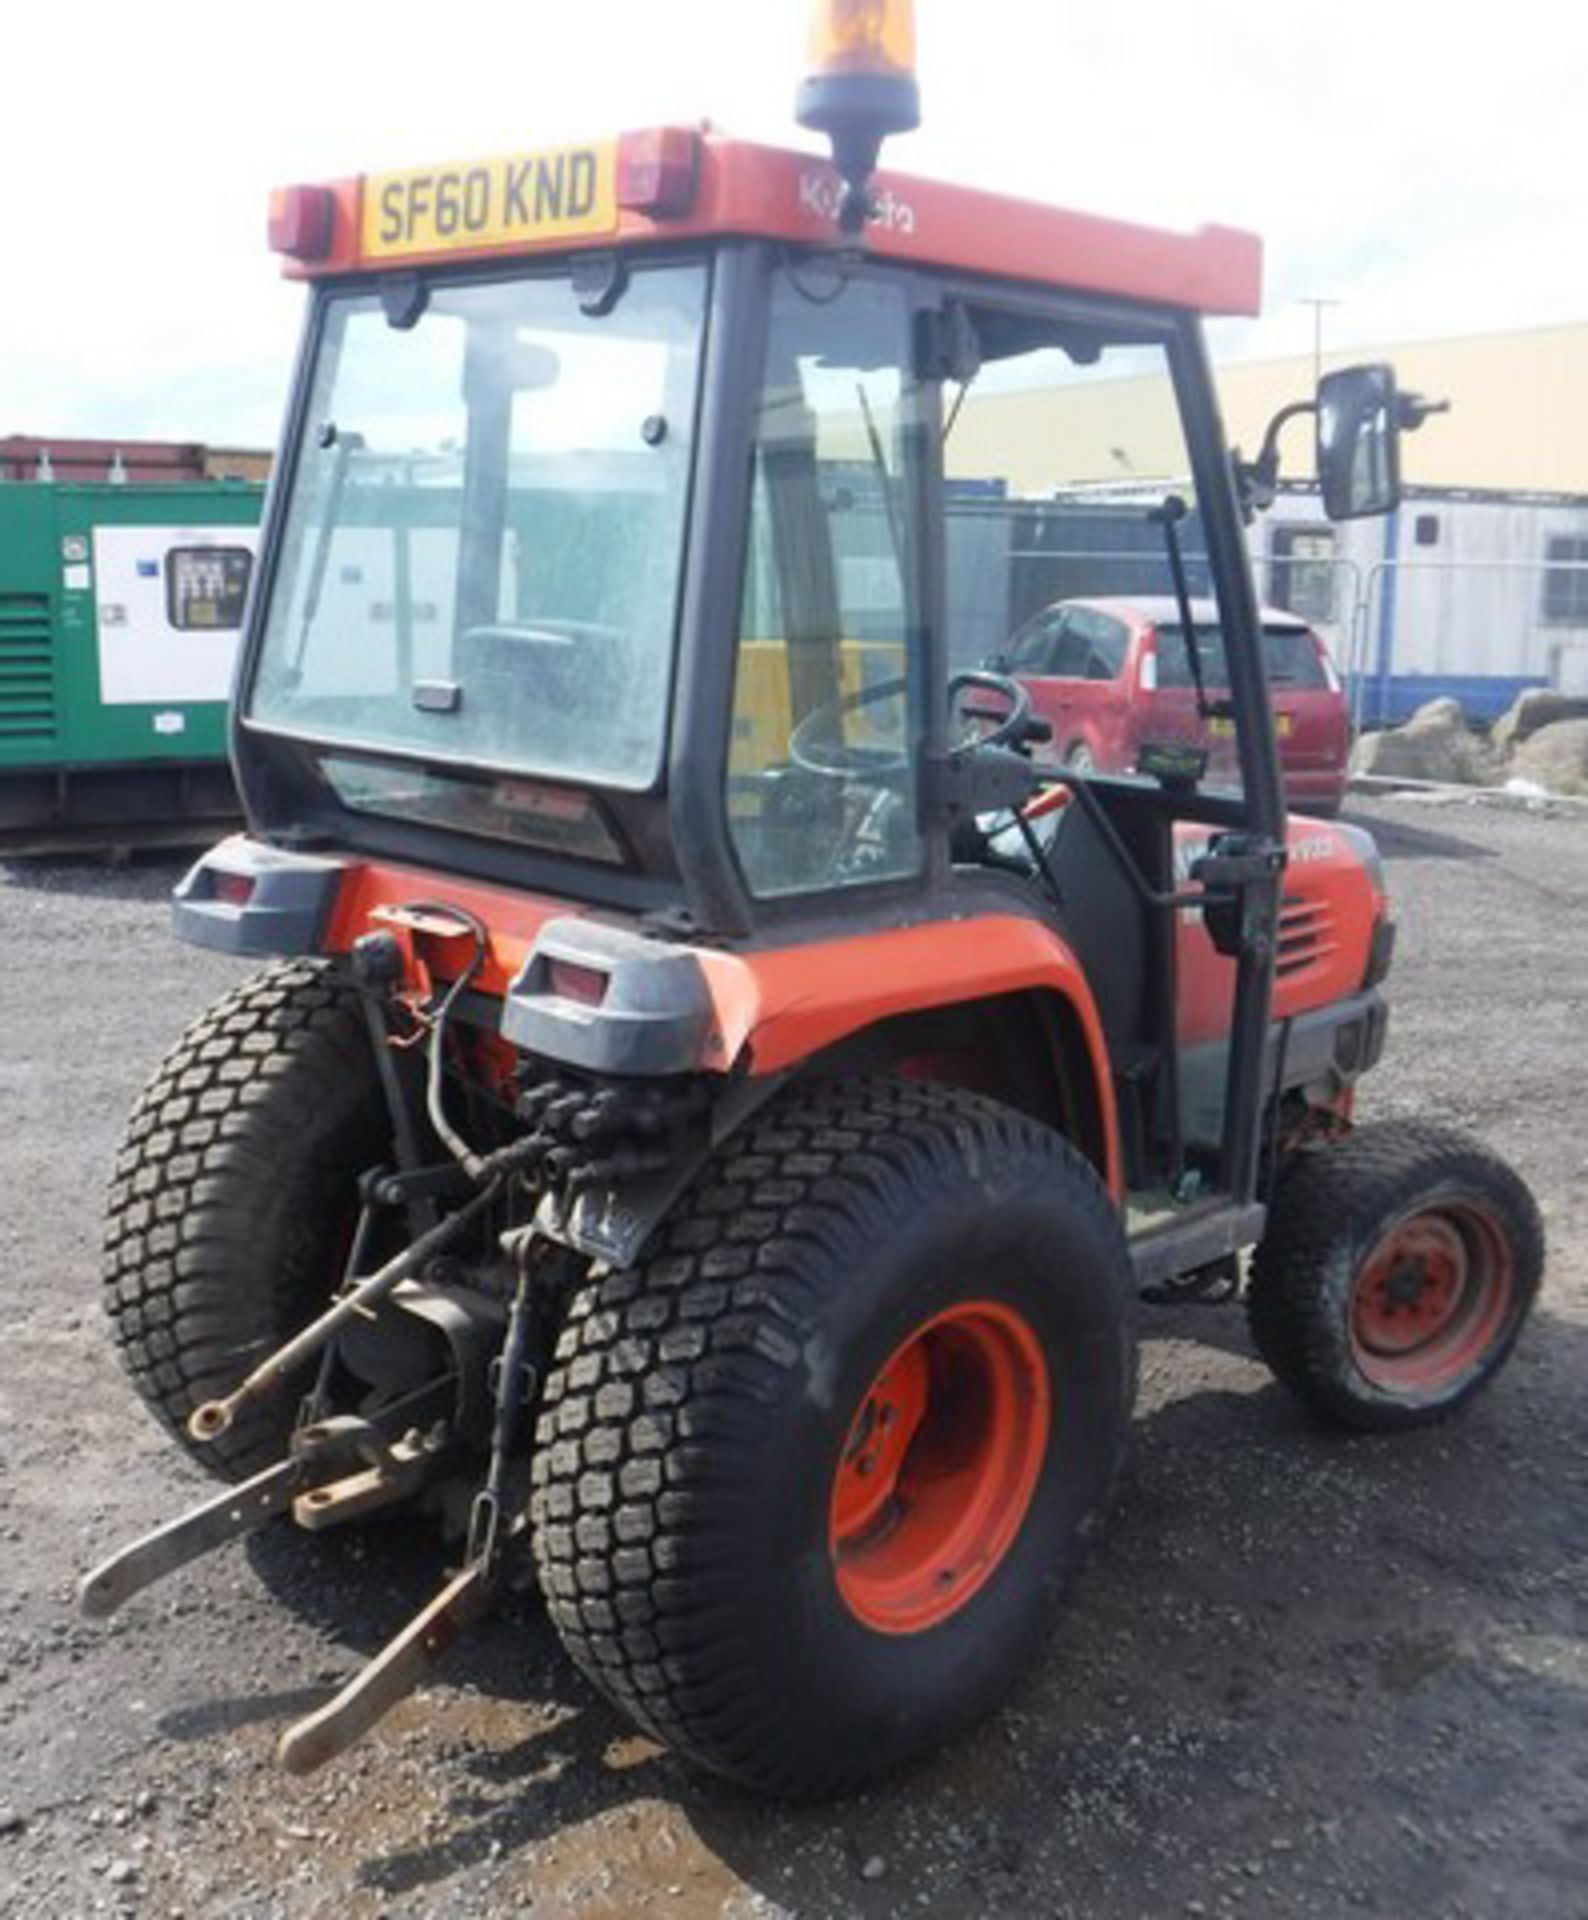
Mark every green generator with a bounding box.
[0,480,263,853]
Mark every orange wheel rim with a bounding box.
[829,1301,1051,1634]
[1350,1202,1514,1392]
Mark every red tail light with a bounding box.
[211,871,256,908]
[1138,624,1160,693]
[616,128,701,219]
[267,185,336,262]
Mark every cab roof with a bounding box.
[272,129,1262,319]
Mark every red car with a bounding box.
[1002,594,1350,816]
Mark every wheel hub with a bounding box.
[1350,1204,1515,1390]
[829,1301,1051,1635]
[1383,1257,1431,1309]
[833,1346,930,1541]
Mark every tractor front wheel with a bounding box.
[1248,1122,1543,1430]
[529,1076,1135,1797]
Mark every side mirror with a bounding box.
[1316,365,1401,520]
[1237,365,1447,525]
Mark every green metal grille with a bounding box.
[0,593,56,744]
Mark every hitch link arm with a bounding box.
[276,1560,493,1776]
[186,1178,502,1445]
[78,1417,414,1621]
[274,1228,548,1777]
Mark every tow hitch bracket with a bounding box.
[78,1415,431,1622]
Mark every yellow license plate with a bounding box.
[362,143,619,262]
[1209,714,1292,737]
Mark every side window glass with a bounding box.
[1062,608,1127,680]
[1047,627,1094,678]
[726,272,926,900]
[1088,615,1129,680]
[1268,523,1339,624]
[1008,613,1056,671]
[942,306,1244,800]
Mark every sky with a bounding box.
[2,0,1583,450]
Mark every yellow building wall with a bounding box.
[947,322,1588,499]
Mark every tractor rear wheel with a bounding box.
[1248,1122,1543,1430]
[102,960,389,1479]
[529,1076,1135,1797]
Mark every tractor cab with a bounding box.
[224,121,1411,1244]
[83,0,1538,1806]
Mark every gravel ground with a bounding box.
[1,793,1584,1920]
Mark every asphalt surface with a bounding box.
[1,793,1584,1920]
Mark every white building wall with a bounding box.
[1254,489,1588,722]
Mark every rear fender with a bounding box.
[694,915,1120,1196]
[552,921,1120,1266]
[802,987,1116,1194]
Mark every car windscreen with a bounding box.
[1154,622,1327,690]
[246,261,707,790]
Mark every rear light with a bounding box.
[211,870,256,909]
[616,128,701,219]
[548,959,609,1007]
[1138,627,1159,693]
[267,185,335,263]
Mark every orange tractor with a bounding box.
[84,1,1542,1797]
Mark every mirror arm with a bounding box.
[1398,391,1451,433]
[1234,397,1317,520]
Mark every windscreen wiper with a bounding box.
[1146,495,1228,723]
[855,382,905,573]
[286,424,366,687]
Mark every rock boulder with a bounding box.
[1351,698,1498,786]
[1491,688,1588,755]
[1510,719,1588,798]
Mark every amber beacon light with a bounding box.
[796,0,921,232]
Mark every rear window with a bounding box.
[1154,622,1327,690]
[1261,625,1329,688]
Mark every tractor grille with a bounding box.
[0,594,57,746]
[1277,895,1338,979]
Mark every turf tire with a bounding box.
[529,1075,1135,1798]
[102,959,389,1479]
[1248,1122,1542,1431]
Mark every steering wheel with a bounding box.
[787,673,911,778]
[946,669,1034,756]
[787,669,1034,779]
